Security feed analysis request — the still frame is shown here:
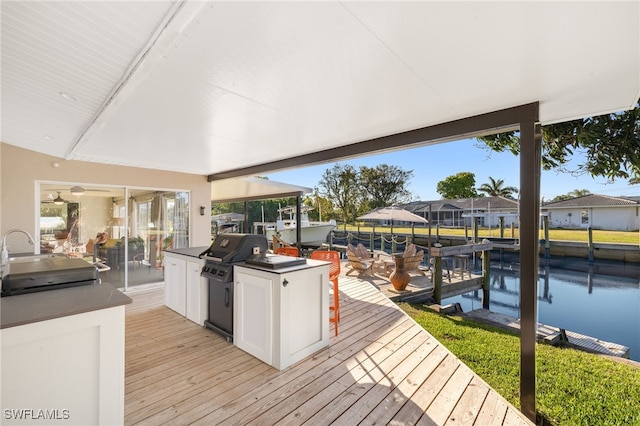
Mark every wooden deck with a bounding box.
[124,277,533,425]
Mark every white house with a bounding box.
[542,194,640,231]
[406,196,520,228]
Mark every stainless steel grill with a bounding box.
[199,233,268,341]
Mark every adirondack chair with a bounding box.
[404,249,426,276]
[345,249,375,277]
[402,243,426,276]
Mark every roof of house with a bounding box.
[542,194,640,208]
[406,196,519,213]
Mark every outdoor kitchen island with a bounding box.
[167,235,331,371]
[234,257,330,370]
[0,282,131,425]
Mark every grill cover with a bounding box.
[199,233,268,263]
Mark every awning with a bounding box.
[211,176,312,203]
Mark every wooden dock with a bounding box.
[464,309,630,358]
[349,266,484,305]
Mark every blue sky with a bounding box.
[265,138,638,201]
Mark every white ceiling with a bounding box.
[2,1,639,177]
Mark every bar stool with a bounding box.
[310,250,341,336]
[429,256,452,282]
[453,254,471,279]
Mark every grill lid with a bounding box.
[199,233,268,263]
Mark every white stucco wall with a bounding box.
[545,206,639,231]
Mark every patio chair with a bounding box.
[345,249,375,277]
[347,242,371,260]
[404,249,426,276]
[275,246,299,257]
[309,249,341,335]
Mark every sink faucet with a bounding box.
[2,229,36,255]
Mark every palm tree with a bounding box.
[551,189,592,202]
[478,177,519,198]
[567,189,591,198]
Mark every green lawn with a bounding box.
[343,225,640,245]
[399,303,640,426]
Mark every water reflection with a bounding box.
[446,257,640,361]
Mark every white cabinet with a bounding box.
[234,261,329,370]
[186,259,208,325]
[164,255,186,316]
[1,306,126,426]
[235,271,273,365]
[164,252,208,325]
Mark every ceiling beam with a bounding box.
[207,102,539,181]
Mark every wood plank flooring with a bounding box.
[124,277,533,425]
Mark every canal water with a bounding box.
[445,255,640,361]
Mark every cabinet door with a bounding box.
[164,256,186,316]
[275,266,329,369]
[235,269,273,365]
[186,260,206,325]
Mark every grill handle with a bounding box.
[202,255,224,262]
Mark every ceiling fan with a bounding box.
[66,186,111,195]
[41,191,68,204]
[42,186,111,199]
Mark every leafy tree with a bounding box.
[359,164,413,208]
[318,163,361,224]
[303,188,338,222]
[436,172,479,199]
[477,177,518,198]
[477,102,640,182]
[550,189,591,202]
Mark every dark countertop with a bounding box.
[164,246,209,259]
[1,283,132,329]
[237,258,329,274]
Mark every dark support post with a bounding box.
[243,201,249,234]
[433,256,442,304]
[372,224,376,251]
[473,217,479,242]
[588,227,594,263]
[481,250,491,309]
[543,215,550,260]
[499,216,505,238]
[296,195,302,250]
[427,205,432,268]
[519,120,542,422]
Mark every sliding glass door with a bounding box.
[39,183,189,291]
